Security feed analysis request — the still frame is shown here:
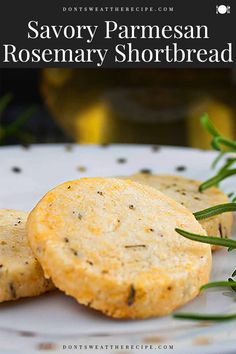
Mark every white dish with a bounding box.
[0,144,235,354]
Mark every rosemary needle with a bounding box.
[212,136,236,151]
[200,113,220,138]
[218,158,236,174]
[175,228,236,249]
[194,203,236,220]
[199,169,236,192]
[228,278,236,293]
[173,313,236,321]
[200,281,236,291]
[0,93,12,115]
[211,152,225,169]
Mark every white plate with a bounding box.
[0,144,235,354]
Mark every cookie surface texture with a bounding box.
[122,174,233,250]
[27,178,211,319]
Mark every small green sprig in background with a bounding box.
[0,93,36,145]
[199,114,236,192]
[173,115,236,322]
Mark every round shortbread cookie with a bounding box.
[0,210,54,302]
[27,178,211,319]
[121,174,233,250]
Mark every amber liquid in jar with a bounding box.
[41,68,235,147]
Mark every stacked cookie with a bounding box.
[120,174,233,250]
[0,176,232,319]
[0,210,54,302]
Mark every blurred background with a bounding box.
[0,68,236,148]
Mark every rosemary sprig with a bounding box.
[218,158,236,174]
[211,152,225,169]
[199,114,236,192]
[194,203,236,220]
[174,115,236,322]
[0,94,36,145]
[0,93,12,116]
[199,169,236,192]
[173,312,236,321]
[175,228,236,250]
[200,281,236,291]
[3,106,36,137]
[174,229,236,321]
[228,278,236,293]
[200,113,220,138]
[232,269,236,277]
[212,136,236,151]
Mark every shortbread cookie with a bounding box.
[27,178,211,319]
[121,174,233,250]
[0,210,54,302]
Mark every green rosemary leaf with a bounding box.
[219,158,236,174]
[199,169,236,192]
[212,152,225,169]
[175,228,236,249]
[228,278,236,293]
[4,106,36,137]
[212,136,236,152]
[0,93,12,116]
[173,312,236,321]
[194,203,236,220]
[14,131,35,145]
[232,269,236,277]
[200,113,220,138]
[200,281,236,291]
[228,247,236,252]
[211,137,221,151]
